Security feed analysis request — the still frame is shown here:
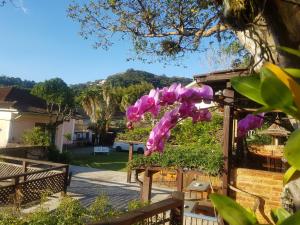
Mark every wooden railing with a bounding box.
[90,192,184,225]
[0,155,69,206]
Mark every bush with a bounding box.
[48,146,72,164]
[246,132,272,145]
[117,127,152,142]
[0,195,146,225]
[129,143,223,175]
[22,127,50,146]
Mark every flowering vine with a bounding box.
[126,83,214,155]
[126,82,266,155]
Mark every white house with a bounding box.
[0,87,91,151]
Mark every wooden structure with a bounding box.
[90,192,184,225]
[195,69,287,224]
[135,167,184,202]
[116,139,145,183]
[0,155,69,206]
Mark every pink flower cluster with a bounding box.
[126,83,214,155]
[237,113,264,137]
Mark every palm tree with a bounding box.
[79,85,117,145]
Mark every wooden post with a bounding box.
[176,169,183,192]
[170,191,184,225]
[13,177,21,208]
[22,161,28,181]
[141,168,153,202]
[62,165,69,195]
[222,88,234,196]
[127,143,134,183]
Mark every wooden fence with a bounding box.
[0,155,69,206]
[90,192,184,225]
[0,146,47,160]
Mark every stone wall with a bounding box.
[230,168,283,224]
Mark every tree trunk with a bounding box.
[49,126,57,146]
[263,0,300,68]
[226,0,300,69]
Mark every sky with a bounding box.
[0,0,233,85]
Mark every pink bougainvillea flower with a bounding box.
[237,113,264,137]
[192,109,212,123]
[126,105,141,122]
[199,85,214,103]
[179,85,214,103]
[126,121,134,130]
[126,83,215,155]
[178,102,197,118]
[160,83,182,105]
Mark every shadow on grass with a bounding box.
[70,151,141,172]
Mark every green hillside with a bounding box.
[106,69,192,88]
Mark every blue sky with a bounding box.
[0,0,232,85]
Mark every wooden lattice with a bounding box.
[0,156,68,206]
[0,184,15,205]
[20,173,65,204]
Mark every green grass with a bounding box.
[70,151,138,172]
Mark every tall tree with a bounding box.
[79,85,118,144]
[31,78,75,145]
[68,0,300,69]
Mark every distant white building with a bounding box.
[0,87,91,151]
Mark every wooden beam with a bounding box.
[142,169,153,202]
[222,88,234,196]
[127,143,134,183]
[176,169,184,192]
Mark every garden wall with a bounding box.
[230,168,283,224]
[151,168,283,224]
[152,169,222,192]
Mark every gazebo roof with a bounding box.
[194,68,249,90]
[259,121,290,137]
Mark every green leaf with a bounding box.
[278,46,300,58]
[271,208,291,225]
[260,68,295,113]
[280,211,300,225]
[284,68,300,78]
[231,75,265,105]
[210,193,258,225]
[284,129,300,170]
[283,166,297,184]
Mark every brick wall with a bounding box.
[230,168,283,224]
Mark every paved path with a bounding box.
[24,165,173,213]
[68,165,174,209]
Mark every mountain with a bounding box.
[106,69,192,88]
[0,75,36,89]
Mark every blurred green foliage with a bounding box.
[22,127,50,146]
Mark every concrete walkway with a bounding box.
[68,165,174,209]
[24,165,174,213]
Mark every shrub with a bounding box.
[22,127,50,146]
[54,196,87,225]
[0,195,147,225]
[117,127,152,142]
[129,143,223,175]
[48,146,72,164]
[87,195,119,223]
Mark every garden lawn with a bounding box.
[70,151,138,172]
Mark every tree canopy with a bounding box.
[31,78,75,144]
[0,75,35,89]
[31,78,74,107]
[68,0,300,68]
